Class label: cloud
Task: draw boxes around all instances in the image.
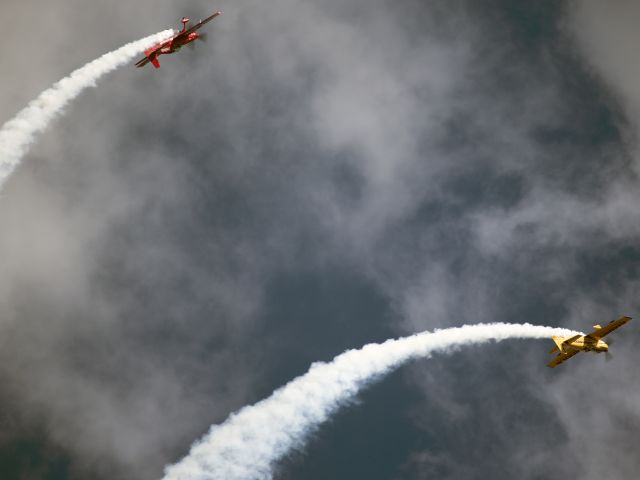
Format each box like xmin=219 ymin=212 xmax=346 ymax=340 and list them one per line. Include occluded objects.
xmin=1 ymin=1 xmax=640 ymax=479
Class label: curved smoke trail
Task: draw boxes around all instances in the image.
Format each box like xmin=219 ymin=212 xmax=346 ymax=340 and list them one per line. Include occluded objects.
xmin=162 ymin=323 xmax=580 ymax=480
xmin=0 ymin=29 xmax=174 ymax=190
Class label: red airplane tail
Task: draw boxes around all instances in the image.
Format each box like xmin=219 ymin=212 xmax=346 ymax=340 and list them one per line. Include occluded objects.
xmin=135 ymin=51 xmax=161 ymax=69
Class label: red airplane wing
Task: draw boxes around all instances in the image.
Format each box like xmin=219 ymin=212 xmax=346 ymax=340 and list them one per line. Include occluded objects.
xmin=174 ymin=11 xmax=222 ymax=42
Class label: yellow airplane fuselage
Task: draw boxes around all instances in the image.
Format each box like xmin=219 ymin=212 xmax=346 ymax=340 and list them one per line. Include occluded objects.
xmin=553 ymin=335 xmax=608 ymax=353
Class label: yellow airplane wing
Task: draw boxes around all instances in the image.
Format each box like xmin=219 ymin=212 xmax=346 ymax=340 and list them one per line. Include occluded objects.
xmin=587 ymin=316 xmax=631 ymax=339
xmin=547 ymin=349 xmax=580 ymax=368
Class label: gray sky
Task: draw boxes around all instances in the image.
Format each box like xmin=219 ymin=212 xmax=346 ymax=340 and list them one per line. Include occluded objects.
xmin=1 ymin=1 xmax=640 ymax=479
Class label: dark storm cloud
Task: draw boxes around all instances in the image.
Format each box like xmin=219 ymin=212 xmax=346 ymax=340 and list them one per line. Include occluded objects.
xmin=1 ymin=0 xmax=640 ymax=479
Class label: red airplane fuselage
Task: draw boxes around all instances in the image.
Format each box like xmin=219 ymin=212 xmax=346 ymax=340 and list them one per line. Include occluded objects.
xmin=147 ymin=19 xmax=200 ymax=56
xmin=136 ymin=12 xmax=221 ymax=69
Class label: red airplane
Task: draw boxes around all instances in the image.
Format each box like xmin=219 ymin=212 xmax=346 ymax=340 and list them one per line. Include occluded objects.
xmin=135 ymin=11 xmax=222 ymax=69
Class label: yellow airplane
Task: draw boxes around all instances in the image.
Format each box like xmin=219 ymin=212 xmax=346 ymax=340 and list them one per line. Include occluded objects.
xmin=548 ymin=316 xmax=631 ymax=368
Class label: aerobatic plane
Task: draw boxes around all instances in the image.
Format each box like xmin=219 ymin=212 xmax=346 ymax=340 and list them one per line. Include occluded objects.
xmin=547 ymin=316 xmax=631 ymax=368
xmin=135 ymin=11 xmax=222 ymax=69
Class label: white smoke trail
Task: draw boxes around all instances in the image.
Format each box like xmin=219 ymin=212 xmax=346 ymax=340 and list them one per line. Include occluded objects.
xmin=162 ymin=323 xmax=580 ymax=480
xmin=0 ymin=29 xmax=174 ymax=190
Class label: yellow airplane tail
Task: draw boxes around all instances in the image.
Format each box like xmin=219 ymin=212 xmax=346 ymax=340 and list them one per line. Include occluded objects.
xmin=550 ymin=336 xmax=566 ymax=354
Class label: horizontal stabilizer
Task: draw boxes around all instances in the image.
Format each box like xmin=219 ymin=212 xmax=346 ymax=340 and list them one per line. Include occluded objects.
xmin=551 ymin=334 xmax=581 ymax=354
xmin=135 ymin=57 xmax=150 ymax=68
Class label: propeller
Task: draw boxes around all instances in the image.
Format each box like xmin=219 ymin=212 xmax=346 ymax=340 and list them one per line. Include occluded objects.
xmin=198 ymin=33 xmax=208 ymax=43
xmin=604 ymin=338 xmax=614 ymax=361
